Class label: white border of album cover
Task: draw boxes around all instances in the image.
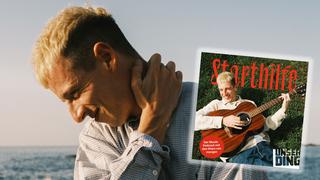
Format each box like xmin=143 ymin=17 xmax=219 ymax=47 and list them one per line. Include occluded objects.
xmin=187 ymin=47 xmax=313 ymax=173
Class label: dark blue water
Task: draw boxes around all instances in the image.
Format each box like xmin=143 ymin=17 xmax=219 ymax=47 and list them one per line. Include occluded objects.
xmin=0 ymin=146 xmax=319 ymax=179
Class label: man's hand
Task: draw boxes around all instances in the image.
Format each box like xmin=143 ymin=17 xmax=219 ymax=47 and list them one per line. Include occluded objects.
xmin=280 ymin=93 xmax=291 ymax=112
xmin=131 ymin=54 xmax=183 ymax=143
xmin=222 ymin=115 xmax=246 ymax=129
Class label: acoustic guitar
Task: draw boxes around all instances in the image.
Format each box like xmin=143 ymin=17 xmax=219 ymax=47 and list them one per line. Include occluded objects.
xmin=200 ymin=84 xmax=306 ymax=157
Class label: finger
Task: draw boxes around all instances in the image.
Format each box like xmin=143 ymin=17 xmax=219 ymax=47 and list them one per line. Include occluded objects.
xmin=165 ymin=61 xmax=176 ymax=73
xmin=131 ymin=60 xmax=144 ymax=105
xmin=281 ymin=93 xmax=290 ymax=102
xmin=233 ymin=125 xmax=242 ymax=130
xmin=234 ymin=122 xmax=242 ymax=126
xmin=159 ymin=62 xmax=170 ymax=78
xmin=175 ymin=71 xmax=183 ymax=82
xmin=147 ymin=53 xmax=161 ymax=78
xmin=279 ymin=93 xmax=284 ymax=100
xmin=286 ymin=93 xmax=291 ymax=101
xmin=234 ymin=122 xmax=243 ymax=126
xmin=160 ymin=62 xmax=166 ymax=71
xmin=174 ymin=71 xmax=183 ymax=97
xmin=239 ymin=122 xmax=247 ymax=126
xmin=236 ymin=120 xmax=246 ymax=124
xmin=280 ymin=93 xmax=287 ymax=100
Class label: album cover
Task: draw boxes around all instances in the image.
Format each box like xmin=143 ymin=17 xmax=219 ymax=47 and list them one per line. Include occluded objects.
xmin=191 ymin=50 xmax=310 ymax=169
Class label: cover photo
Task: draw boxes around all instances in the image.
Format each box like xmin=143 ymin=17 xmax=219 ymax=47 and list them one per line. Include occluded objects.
xmin=192 ymin=50 xmax=309 ymax=169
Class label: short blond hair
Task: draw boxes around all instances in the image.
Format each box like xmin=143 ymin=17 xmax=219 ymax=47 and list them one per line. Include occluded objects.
xmin=32 ymin=6 xmax=139 ymax=88
xmin=217 ymin=71 xmax=236 ymax=86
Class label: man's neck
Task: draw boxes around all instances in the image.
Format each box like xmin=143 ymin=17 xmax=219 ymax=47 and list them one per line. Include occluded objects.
xmin=222 ymin=96 xmax=240 ymax=104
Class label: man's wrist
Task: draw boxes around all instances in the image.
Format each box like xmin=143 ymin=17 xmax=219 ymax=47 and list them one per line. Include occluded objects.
xmin=138 ymin=108 xmax=172 ymax=144
xmin=221 ymin=117 xmax=226 ymax=128
xmin=137 ymin=125 xmax=167 ymax=144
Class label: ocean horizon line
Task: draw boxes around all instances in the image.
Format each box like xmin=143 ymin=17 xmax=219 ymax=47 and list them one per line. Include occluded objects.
xmin=0 ymin=145 xmax=78 ymax=148
xmin=0 ymin=144 xmax=319 ymax=148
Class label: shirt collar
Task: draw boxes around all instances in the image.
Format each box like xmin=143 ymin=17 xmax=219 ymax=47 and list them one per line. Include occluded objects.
xmin=127 ymin=117 xmax=139 ymax=129
xmin=222 ymin=95 xmax=242 ymax=106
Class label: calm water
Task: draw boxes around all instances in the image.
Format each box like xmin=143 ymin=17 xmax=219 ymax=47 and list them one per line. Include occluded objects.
xmin=0 ymin=146 xmax=319 ymax=179
xmin=0 ymin=146 xmax=76 ymax=180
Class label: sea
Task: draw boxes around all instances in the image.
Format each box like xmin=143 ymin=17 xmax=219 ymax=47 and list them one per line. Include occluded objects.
xmin=0 ymin=146 xmax=319 ymax=180
xmin=0 ymin=146 xmax=76 ymax=180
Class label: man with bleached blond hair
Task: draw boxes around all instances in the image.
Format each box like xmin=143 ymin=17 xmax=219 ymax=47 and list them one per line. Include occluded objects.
xmin=32 ymin=6 xmax=267 ymax=179
xmin=196 ymin=71 xmax=290 ymax=166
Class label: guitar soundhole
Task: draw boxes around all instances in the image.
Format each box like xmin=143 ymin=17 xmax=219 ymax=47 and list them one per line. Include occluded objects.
xmin=238 ymin=113 xmax=251 ymax=126
xmin=231 ymin=112 xmax=251 ymax=134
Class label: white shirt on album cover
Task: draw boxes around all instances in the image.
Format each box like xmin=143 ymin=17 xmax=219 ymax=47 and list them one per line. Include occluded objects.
xmin=195 ymin=96 xmax=287 ymax=159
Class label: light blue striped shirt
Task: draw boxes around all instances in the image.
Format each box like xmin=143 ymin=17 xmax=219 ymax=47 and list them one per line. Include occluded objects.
xmin=74 ymin=82 xmax=267 ymax=179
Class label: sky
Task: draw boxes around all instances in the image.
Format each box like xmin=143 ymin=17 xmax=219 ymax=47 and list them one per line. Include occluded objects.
xmin=0 ymin=0 xmax=319 ymax=146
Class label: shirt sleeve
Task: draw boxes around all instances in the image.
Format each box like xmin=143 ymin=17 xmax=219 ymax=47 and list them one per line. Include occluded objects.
xmin=194 ymin=99 xmax=223 ymax=131
xmin=264 ymin=107 xmax=287 ymax=131
xmin=74 ymin=128 xmax=169 ymax=180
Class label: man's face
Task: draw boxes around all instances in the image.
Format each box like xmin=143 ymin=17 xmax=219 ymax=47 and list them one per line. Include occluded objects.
xmin=217 ymin=80 xmax=237 ymax=103
xmin=47 ymin=56 xmax=138 ymax=126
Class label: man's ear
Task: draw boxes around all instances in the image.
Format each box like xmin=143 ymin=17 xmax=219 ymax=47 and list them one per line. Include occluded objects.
xmin=93 ymin=42 xmax=117 ymax=71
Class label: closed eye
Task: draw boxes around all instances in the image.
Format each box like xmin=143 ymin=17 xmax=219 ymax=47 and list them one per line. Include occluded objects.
xmin=69 ymin=88 xmax=81 ymax=100
xmin=63 ymin=85 xmax=81 ymax=101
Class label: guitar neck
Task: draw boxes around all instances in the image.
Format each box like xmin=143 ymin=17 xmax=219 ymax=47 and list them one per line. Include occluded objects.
xmin=248 ymin=97 xmax=283 ymax=118
xmin=248 ymin=87 xmax=300 ymax=118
